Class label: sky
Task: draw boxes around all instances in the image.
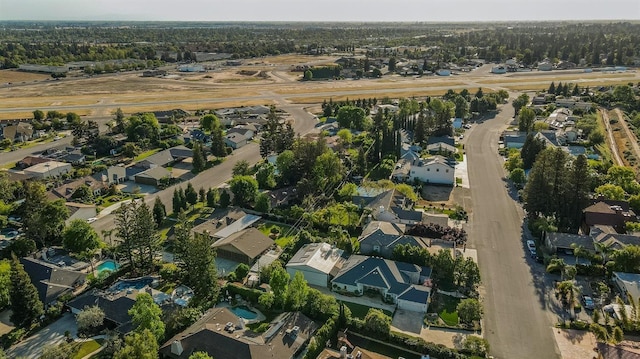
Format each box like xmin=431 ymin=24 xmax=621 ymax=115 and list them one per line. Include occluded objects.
xmin=1 ymin=0 xmax=639 ymax=22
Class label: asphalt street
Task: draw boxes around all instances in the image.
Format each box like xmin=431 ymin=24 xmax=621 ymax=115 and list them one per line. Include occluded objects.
xmin=466 ymin=104 xmax=560 ymax=358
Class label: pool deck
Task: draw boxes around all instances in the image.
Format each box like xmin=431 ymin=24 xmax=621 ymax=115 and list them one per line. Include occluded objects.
xmin=216 ymin=302 xmax=266 ymax=324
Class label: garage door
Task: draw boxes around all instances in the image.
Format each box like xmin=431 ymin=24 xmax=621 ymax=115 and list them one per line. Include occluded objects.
xmin=397 ymin=299 xmax=427 ymax=313
xmin=287 ymin=267 xmax=327 ymax=288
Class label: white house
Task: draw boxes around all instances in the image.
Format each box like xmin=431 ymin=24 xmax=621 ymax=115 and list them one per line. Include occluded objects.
xmin=409 ymin=156 xmax=455 ymax=186
xmin=224 ymin=133 xmax=248 ymax=149
xmin=24 ymin=160 xmax=72 ymax=179
xmin=286 ymin=243 xmax=344 ymax=287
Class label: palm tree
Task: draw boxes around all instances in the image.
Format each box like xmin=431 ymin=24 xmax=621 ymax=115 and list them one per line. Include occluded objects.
xmin=547 ymin=258 xmax=566 ymax=279
xmin=557 ymin=280 xmax=578 ymax=320
xmin=571 ymin=243 xmax=592 ymax=265
xmin=595 ymin=241 xmax=615 ymax=266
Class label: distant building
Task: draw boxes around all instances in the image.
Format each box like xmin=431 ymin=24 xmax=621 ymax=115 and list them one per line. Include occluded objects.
xmin=538 ymin=61 xmax=553 ymax=71
xmin=224 ymin=133 xmax=249 ymax=149
xmin=18 ymin=64 xmax=68 ymax=74
xmin=142 ymin=69 xmax=167 ymax=77
xmin=212 ymin=228 xmax=274 ymax=264
xmin=2 ymin=122 xmax=34 ymax=143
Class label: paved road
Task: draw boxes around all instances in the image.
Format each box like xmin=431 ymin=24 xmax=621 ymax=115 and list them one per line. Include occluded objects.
xmin=91 ymin=105 xmax=318 ymax=236
xmin=7 ymin=312 xmax=78 ymax=359
xmin=466 ymin=104 xmax=560 ymax=359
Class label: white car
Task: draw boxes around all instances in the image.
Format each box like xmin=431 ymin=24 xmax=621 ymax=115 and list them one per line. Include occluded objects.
xmin=526 ymin=240 xmax=536 ymax=252
xmin=87 ymin=217 xmax=98 ymax=223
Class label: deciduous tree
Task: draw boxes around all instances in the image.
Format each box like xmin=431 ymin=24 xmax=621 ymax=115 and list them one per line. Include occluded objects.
xmin=114 ymin=329 xmax=159 ymax=359
xmin=457 ymin=298 xmax=482 ymax=325
xmin=63 ymin=219 xmax=101 ymax=255
xmin=229 ymin=176 xmax=258 ymax=207
xmin=129 ymin=292 xmax=165 ymax=342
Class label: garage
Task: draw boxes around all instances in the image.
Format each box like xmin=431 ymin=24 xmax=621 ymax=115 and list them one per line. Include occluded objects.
xmin=397 ymin=286 xmax=431 ymax=313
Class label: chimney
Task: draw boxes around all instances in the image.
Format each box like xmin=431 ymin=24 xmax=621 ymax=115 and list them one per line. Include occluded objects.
xmin=340 ymin=346 xmax=347 ymax=359
xmin=170 ymin=340 xmax=183 ymax=355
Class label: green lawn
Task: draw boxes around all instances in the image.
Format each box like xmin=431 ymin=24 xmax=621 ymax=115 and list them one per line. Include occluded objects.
xmin=258 ymin=222 xmax=296 ymax=248
xmin=134 ymin=148 xmax=162 ymax=161
xmin=71 ymin=340 xmax=102 ymax=359
xmin=343 ymin=301 xmax=393 ymax=319
xmin=430 ymin=294 xmax=460 ymax=326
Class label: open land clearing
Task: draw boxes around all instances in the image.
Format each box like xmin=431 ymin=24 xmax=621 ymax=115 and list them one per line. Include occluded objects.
xmin=1 ymin=55 xmax=639 ymax=120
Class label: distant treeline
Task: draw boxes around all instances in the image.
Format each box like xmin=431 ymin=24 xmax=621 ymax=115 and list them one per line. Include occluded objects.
xmin=0 ymin=21 xmax=638 ymax=68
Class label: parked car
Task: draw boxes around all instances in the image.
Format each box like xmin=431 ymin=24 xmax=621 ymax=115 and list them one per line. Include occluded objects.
xmin=87 ymin=217 xmax=98 ymax=223
xmin=582 ymin=295 xmax=595 ymax=310
xmin=526 ymin=240 xmax=536 ymax=252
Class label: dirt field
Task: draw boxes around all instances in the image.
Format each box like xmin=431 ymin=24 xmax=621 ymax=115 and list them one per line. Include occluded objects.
xmin=1 ymin=61 xmax=638 ymax=120
xmin=0 ymin=69 xmax=50 ymax=83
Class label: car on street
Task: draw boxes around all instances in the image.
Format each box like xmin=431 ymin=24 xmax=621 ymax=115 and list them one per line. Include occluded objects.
xmin=86 ymin=217 xmax=98 ymax=223
xmin=526 ymin=240 xmax=536 ymax=251
xmin=582 ymin=295 xmax=595 ymax=310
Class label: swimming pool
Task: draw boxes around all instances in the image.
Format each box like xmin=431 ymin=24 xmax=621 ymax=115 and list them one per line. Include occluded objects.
xmin=231 ymin=306 xmax=258 ymax=320
xmin=97 ymin=260 xmax=119 ymax=274
xmin=110 ymin=277 xmax=154 ymax=292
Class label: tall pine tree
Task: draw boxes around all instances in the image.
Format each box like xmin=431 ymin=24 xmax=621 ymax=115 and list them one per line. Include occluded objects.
xmin=10 ymin=256 xmax=44 ymax=327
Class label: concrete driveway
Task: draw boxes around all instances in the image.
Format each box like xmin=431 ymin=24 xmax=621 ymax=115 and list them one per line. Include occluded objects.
xmin=7 ymin=313 xmax=78 ymax=359
xmin=391 ymin=309 xmax=423 ymax=334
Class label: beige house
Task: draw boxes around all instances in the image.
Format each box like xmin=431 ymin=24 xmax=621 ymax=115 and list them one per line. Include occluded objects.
xmin=24 ymin=160 xmax=72 ymax=179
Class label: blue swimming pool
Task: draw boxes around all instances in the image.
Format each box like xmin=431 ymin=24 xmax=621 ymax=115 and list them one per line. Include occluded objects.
xmin=97 ymin=260 xmax=119 ymax=274
xmin=231 ymin=306 xmax=258 ymax=320
xmin=110 ymin=277 xmax=154 ymax=292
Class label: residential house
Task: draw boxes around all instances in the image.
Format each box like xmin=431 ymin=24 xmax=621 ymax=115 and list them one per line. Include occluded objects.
xmin=150 ymin=109 xmax=190 ymax=123
xmin=318 ymin=346 xmax=393 ymax=359
xmin=331 ymin=255 xmax=432 ymax=313
xmin=68 ymin=290 xmax=137 ymax=334
xmin=502 ymin=131 xmax=528 ymax=149
xmin=24 ymin=160 xmax=72 ymax=179
xmin=65 ymin=202 xmax=97 ymax=224
xmin=60 ymin=150 xmax=86 ymax=165
xmin=391 ymin=159 xmax=412 ymax=182
xmin=102 ymin=165 xmax=127 ymax=185
xmin=224 ymin=133 xmax=248 ymax=149
xmin=268 ymin=187 xmax=297 ymax=209
xmin=50 ymin=175 xmax=106 ymax=201
xmin=591 ymin=225 xmax=640 ymax=251
xmin=227 ymin=126 xmax=255 ymax=140
xmin=365 ymin=188 xmax=424 ymax=225
xmin=134 ymin=166 xmax=171 ymax=187
xmin=358 ymin=221 xmax=430 ymax=258
xmin=137 ymin=146 xmax=193 ymax=169
xmin=534 ymin=131 xmax=561 ymax=148
xmin=21 ymin=256 xmax=87 ymax=306
xmin=285 ymin=243 xmax=345 ymax=287
xmin=192 ymin=208 xmax=261 ymax=240
xmin=426 ymin=136 xmax=457 ymax=155
xmin=212 ymin=228 xmax=274 ymax=264
xmin=538 ymin=61 xmax=553 ymax=71
xmin=17 ymin=156 xmax=51 ymax=169
xmin=2 ymin=122 xmax=34 ymax=143
xmin=612 ymin=272 xmax=640 ymax=303
xmin=159 ymin=309 xmax=316 ymax=359
xmin=544 ymin=232 xmax=596 ymax=255
xmin=583 ymin=201 xmax=636 ymax=234
xmin=596 ymin=342 xmax=640 ymax=359
xmin=409 ymin=156 xmax=455 ymax=186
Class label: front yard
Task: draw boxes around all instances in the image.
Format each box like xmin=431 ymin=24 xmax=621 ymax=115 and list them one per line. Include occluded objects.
xmin=343 ymin=301 xmax=393 ymax=320
xmin=427 ymin=293 xmax=460 ymax=326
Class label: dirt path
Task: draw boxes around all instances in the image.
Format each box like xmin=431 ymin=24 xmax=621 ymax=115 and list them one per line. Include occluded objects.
xmin=601 ymin=109 xmax=624 ymax=166
xmin=614 ymin=108 xmax=640 ymax=170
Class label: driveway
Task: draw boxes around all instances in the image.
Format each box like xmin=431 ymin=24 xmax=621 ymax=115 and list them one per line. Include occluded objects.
xmin=7 ymin=313 xmax=78 ymax=359
xmin=0 ymin=310 xmax=13 ymax=336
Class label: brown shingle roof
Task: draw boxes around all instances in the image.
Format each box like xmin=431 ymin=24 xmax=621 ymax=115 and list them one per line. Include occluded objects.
xmin=212 ymin=228 xmax=273 ymax=261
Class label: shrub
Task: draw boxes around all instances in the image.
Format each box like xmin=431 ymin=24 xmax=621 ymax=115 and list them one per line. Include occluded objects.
xmin=159 ymin=263 xmax=181 ymax=282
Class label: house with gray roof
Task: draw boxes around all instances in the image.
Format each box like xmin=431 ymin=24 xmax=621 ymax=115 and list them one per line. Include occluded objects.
xmin=331 ymin=255 xmax=432 ymax=313
xmin=134 ymin=166 xmax=171 ymax=187
xmin=21 ymin=256 xmax=87 ymax=306
xmin=366 ymin=189 xmax=424 ymax=225
xmin=160 ymin=309 xmax=316 ymax=359
xmin=359 ymin=221 xmax=429 ymax=258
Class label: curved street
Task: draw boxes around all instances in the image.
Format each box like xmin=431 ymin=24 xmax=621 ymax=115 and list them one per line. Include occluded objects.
xmin=466 ymin=104 xmax=560 ymax=358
